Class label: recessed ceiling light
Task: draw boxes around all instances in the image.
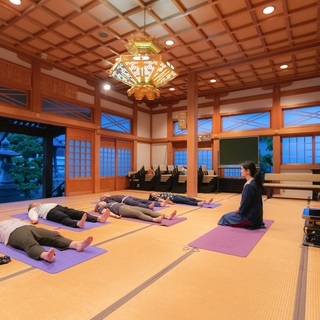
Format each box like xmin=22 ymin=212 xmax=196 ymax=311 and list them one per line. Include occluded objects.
xmin=103 ymin=84 xmax=111 ymax=90
xmin=165 ymin=39 xmax=174 ymax=46
xmin=280 ymin=64 xmax=288 ymax=69
xmin=263 ymin=6 xmax=275 ymax=14
xmin=98 ymin=31 xmax=109 ymax=38
xmin=169 ymin=87 xmax=175 ymax=91
xmin=210 ymin=79 xmax=217 ymax=83
xmin=9 ymin=0 xmax=21 ymax=5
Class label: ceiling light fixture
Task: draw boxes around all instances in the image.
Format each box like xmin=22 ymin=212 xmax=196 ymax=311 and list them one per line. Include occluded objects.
xmin=263 ymin=6 xmax=275 ymax=14
xmin=280 ymin=64 xmax=288 ymax=69
xmin=165 ymin=39 xmax=174 ymax=46
xmin=103 ymin=84 xmax=111 ymax=90
xmin=109 ymin=8 xmax=178 ymax=101
xmin=9 ymin=0 xmax=21 ymax=5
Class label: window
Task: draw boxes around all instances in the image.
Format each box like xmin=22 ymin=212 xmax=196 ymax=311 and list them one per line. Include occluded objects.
xmin=0 ymin=85 xmax=27 ymax=107
xmin=222 ymin=112 xmax=270 ymax=131
xmin=43 ymin=98 xmax=91 ymax=121
xmin=118 ymin=149 xmax=131 ymax=176
xmin=198 ymin=150 xmax=212 ymax=170
xmin=316 ymin=136 xmax=320 ymax=164
xmin=174 ymin=150 xmax=187 ymax=166
xmin=173 ymin=149 xmax=212 ymax=169
xmin=282 ymin=136 xmax=315 ymax=164
xmin=284 ymin=106 xmax=320 ymax=126
xmin=69 ymin=140 xmax=91 ymax=177
xmin=174 ymin=118 xmax=212 ymax=136
xmin=101 ymin=113 xmax=131 ymax=133
xmin=100 ymin=147 xmax=115 ymax=177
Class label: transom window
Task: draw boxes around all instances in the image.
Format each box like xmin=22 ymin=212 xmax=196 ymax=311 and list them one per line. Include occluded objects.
xmin=101 ymin=113 xmax=131 ymax=133
xmin=283 ymin=106 xmax=320 ymax=126
xmin=174 ymin=118 xmax=212 ymax=136
xmin=222 ymin=112 xmax=270 ymax=131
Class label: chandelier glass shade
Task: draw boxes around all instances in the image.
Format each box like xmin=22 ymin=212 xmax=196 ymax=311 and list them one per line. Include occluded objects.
xmin=109 ymin=34 xmax=178 ymax=100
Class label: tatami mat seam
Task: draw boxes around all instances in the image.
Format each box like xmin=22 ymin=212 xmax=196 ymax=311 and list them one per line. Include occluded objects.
xmin=293 ymin=241 xmax=308 ymax=320
xmin=89 ymin=249 xmax=197 ymax=320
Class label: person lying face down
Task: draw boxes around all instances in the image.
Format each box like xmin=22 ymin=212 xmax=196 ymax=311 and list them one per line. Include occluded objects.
xmin=0 ymin=219 xmax=93 ymax=263
xmin=94 ymin=201 xmax=177 ymax=223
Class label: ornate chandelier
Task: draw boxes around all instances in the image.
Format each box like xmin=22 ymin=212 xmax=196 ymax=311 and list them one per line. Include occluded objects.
xmin=109 ymin=33 xmax=178 ymax=101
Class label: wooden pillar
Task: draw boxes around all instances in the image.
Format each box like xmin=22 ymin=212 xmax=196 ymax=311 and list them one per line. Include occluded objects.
xmin=186 ymin=72 xmax=198 ymax=197
xmin=31 ymin=61 xmax=42 ymax=113
xmin=213 ymin=95 xmax=220 ymax=175
xmin=167 ymin=105 xmax=173 ymax=164
xmin=132 ymin=101 xmax=138 ymax=171
xmin=272 ymin=85 xmax=281 ymax=173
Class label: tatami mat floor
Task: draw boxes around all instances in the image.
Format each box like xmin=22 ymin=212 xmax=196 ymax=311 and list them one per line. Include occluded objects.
xmin=0 ymin=191 xmax=319 ymax=320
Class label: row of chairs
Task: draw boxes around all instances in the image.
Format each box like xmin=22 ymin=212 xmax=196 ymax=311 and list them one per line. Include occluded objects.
xmin=128 ymin=165 xmax=218 ymax=193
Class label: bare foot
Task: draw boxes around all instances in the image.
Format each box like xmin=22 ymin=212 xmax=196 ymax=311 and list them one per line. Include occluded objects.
xmin=165 ymin=210 xmax=177 ymax=220
xmin=98 ymin=209 xmax=110 ymax=223
xmin=77 ymin=213 xmax=87 ymax=228
xmin=197 ymin=201 xmax=204 ymax=206
xmin=40 ymin=248 xmax=56 ymax=262
xmin=153 ymin=214 xmax=164 ymax=223
xmin=149 ymin=201 xmax=155 ymax=210
xmin=70 ymin=236 xmax=93 ymax=252
xmin=205 ymin=198 xmax=213 ymax=205
xmin=160 ymin=198 xmax=170 ymax=207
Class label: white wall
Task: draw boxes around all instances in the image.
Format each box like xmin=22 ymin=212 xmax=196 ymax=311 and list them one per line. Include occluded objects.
xmin=152 ymin=113 xmax=168 ymax=139
xmin=137 ymin=142 xmax=151 ymax=169
xmin=152 ymin=144 xmax=168 ymax=165
xmin=137 ymin=111 xmax=151 ymax=138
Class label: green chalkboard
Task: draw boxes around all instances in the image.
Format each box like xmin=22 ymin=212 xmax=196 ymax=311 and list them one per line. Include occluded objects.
xmin=219 ymin=137 xmax=259 ymax=165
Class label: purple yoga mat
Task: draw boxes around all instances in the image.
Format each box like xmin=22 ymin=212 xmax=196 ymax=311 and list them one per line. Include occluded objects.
xmin=11 ymin=213 xmax=110 ymax=232
xmin=202 ymin=203 xmax=221 ymax=209
xmin=0 ymin=243 xmax=107 ymax=274
xmin=121 ymin=216 xmax=187 ymax=226
xmin=174 ymin=203 xmax=221 ymax=209
xmin=188 ymin=219 xmax=273 ymax=257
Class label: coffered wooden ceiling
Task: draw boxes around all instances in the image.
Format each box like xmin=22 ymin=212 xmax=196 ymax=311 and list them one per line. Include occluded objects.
xmin=0 ymin=0 xmax=319 ymax=104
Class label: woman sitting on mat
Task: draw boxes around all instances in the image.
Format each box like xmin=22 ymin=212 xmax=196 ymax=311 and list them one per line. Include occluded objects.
xmin=218 ymin=161 xmax=264 ymax=229
xmin=95 ymin=201 xmax=177 ymax=223
xmin=148 ymin=192 xmax=213 ymax=207
xmin=0 ymin=219 xmax=93 ymax=262
xmin=28 ymin=202 xmax=109 ymax=229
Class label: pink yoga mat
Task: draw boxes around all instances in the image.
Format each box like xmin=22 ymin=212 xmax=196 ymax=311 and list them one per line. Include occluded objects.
xmin=188 ymin=219 xmax=273 ymax=257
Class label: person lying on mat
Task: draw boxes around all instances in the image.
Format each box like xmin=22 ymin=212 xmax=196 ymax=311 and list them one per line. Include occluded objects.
xmin=99 ymin=194 xmax=170 ymax=209
xmin=148 ymin=192 xmax=213 ymax=207
xmin=27 ymin=202 xmax=110 ymax=229
xmin=95 ymin=201 xmax=177 ymax=223
xmin=0 ymin=219 xmax=93 ymax=263
xmin=218 ymin=161 xmax=264 ymax=229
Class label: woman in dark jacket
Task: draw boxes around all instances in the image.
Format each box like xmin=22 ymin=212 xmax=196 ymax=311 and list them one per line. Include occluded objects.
xmin=218 ymin=161 xmax=264 ymax=229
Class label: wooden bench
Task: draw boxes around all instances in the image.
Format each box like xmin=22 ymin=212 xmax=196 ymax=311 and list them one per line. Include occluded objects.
xmin=264 ymin=173 xmax=320 ymax=199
